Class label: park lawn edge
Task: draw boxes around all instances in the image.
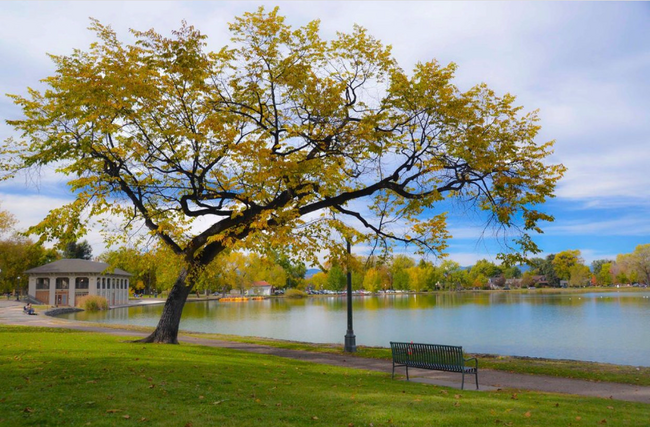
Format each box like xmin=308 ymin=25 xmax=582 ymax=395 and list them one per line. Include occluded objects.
xmin=1 ymin=324 xmax=648 ymax=427
xmin=35 ymin=314 xmax=650 ymax=387
xmin=181 ymin=332 xmax=650 ymax=387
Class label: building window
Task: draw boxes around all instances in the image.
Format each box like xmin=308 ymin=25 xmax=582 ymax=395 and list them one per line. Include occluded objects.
xmin=102 ymin=278 xmax=106 ymax=289
xmin=56 ymin=278 xmax=69 ymax=290
xmin=76 ymin=277 xmax=89 ymax=290
xmin=36 ymin=278 xmax=50 ymax=290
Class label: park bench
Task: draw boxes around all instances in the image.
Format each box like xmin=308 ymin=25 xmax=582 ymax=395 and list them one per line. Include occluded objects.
xmin=390 ymin=342 xmax=478 ymax=390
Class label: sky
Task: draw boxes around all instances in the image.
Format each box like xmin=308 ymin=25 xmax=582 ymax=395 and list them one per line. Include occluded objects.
xmin=0 ymin=1 xmax=649 ymax=267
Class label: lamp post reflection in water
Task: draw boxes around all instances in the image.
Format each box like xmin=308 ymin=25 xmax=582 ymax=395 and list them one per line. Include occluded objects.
xmin=344 ymin=239 xmax=356 ymax=352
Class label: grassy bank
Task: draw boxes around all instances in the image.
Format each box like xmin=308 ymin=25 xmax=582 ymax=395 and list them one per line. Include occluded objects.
xmin=62 ymin=319 xmax=650 ymax=387
xmin=0 ymin=325 xmax=648 ymax=426
xmin=184 ymin=332 xmax=650 ymax=387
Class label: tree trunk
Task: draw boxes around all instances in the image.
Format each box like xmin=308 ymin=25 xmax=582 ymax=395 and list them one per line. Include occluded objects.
xmin=134 ymin=269 xmax=192 ymax=344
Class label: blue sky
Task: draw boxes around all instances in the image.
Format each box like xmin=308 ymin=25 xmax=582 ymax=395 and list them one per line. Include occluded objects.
xmin=1 ymin=1 xmax=649 ymax=266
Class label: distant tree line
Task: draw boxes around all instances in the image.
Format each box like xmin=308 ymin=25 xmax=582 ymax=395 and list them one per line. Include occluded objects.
xmin=98 ymin=245 xmax=307 ymax=296
xmin=309 ymin=247 xmax=650 ymax=292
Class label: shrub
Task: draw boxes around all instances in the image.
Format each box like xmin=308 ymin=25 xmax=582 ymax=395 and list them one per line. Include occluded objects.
xmin=284 ymin=289 xmax=308 ymax=299
xmin=76 ymin=295 xmax=109 ymax=311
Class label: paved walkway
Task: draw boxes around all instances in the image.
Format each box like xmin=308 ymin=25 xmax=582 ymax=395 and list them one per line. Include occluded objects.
xmin=1 ymin=300 xmax=649 ymax=404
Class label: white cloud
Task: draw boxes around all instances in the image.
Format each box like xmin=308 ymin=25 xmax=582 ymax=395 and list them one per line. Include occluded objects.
xmin=544 ymin=215 xmax=650 ymax=237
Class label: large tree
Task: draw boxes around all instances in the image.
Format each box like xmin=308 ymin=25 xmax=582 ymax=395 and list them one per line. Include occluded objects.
xmin=1 ymin=8 xmax=564 ymax=343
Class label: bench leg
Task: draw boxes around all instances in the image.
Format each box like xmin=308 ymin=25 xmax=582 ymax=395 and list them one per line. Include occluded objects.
xmin=461 ymin=372 xmax=465 ymax=390
xmin=475 ymin=370 xmax=479 ymax=390
xmin=392 ymin=363 xmax=409 ymax=381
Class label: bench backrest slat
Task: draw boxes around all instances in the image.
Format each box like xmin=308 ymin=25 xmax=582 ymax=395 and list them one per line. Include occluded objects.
xmin=390 ymin=342 xmax=465 ymax=372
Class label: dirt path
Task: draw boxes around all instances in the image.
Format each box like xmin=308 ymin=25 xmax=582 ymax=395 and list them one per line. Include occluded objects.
xmin=1 ymin=301 xmax=648 ymax=404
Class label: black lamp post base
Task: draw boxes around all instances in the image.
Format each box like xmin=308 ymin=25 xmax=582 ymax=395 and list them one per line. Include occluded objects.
xmin=344 ymin=332 xmax=357 ymax=353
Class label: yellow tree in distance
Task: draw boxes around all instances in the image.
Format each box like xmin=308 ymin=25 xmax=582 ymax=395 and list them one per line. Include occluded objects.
xmin=1 ymin=7 xmax=565 ymax=343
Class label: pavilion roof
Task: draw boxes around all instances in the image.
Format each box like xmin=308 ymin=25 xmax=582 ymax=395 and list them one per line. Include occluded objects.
xmin=25 ymin=259 xmax=132 ymax=276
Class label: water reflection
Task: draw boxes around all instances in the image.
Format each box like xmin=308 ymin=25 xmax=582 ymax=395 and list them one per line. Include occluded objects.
xmin=62 ymin=291 xmax=650 ymax=366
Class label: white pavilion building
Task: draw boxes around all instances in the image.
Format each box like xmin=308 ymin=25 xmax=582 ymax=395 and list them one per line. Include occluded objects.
xmin=26 ymin=259 xmax=132 ymax=307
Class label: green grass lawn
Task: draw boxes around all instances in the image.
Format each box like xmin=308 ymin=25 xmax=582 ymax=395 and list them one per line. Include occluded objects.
xmin=0 ymin=325 xmax=647 ymax=426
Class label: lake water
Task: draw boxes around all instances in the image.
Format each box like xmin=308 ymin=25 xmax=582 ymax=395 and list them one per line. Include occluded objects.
xmin=62 ymin=291 xmax=650 ymax=367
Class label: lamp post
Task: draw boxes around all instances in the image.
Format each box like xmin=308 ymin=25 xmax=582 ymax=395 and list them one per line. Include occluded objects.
xmin=344 ymin=239 xmax=357 ymax=353
xmin=16 ymin=276 xmax=21 ymax=301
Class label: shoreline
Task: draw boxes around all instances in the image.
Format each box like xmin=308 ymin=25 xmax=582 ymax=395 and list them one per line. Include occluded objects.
xmin=23 ymin=289 xmax=650 ymax=370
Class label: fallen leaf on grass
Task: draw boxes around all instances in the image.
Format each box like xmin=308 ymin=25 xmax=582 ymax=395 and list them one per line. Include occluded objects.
xmin=524 ymin=412 xmax=531 ymax=418
xmin=123 ymin=415 xmax=131 ymax=419
xmin=312 ymin=416 xmax=319 ymax=420
xmin=23 ymin=407 xmax=34 ymax=413
xmin=453 ymin=402 xmax=460 ymax=407
xmin=106 ymin=409 xmax=121 ymax=413
xmin=575 ymin=416 xmax=582 ymax=421
xmin=607 ymin=406 xmax=614 ymax=410
xmin=454 ymin=394 xmax=461 ymax=399
xmin=598 ymin=420 xmax=607 ymax=425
